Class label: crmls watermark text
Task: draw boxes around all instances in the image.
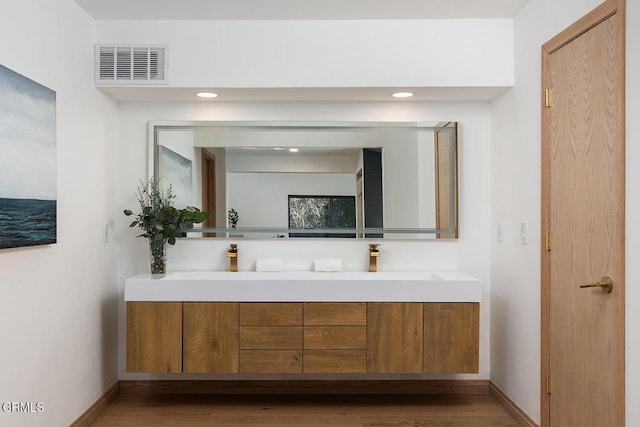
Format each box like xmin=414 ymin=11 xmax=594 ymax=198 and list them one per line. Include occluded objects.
xmin=2 ymin=402 xmax=45 ymax=413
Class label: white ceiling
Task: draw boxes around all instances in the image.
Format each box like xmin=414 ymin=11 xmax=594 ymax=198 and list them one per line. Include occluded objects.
xmin=75 ymin=0 xmax=530 ymax=21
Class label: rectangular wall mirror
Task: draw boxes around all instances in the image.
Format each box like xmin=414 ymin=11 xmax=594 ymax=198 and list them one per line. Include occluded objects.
xmin=149 ymin=121 xmax=458 ymax=239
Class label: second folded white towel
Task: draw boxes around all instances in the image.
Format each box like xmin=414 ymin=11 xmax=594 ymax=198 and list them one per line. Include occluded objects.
xmin=256 ymin=258 xmax=284 ymax=272
xmin=314 ymin=258 xmax=342 ymax=272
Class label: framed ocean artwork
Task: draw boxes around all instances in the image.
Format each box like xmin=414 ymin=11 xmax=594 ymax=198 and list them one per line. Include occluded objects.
xmin=0 ymin=64 xmax=57 ymax=249
xmin=158 ymin=145 xmax=193 ymax=209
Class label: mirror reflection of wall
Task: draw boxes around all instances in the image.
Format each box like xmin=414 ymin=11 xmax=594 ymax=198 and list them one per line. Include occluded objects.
xmin=153 ymin=122 xmax=457 ymax=239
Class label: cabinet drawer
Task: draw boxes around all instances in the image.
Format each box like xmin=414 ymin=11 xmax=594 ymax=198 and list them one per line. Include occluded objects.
xmin=240 ymin=326 xmax=302 ymax=349
xmin=304 ymin=326 xmax=366 ymax=349
xmin=240 ymin=303 xmax=303 ymax=326
xmin=304 ymin=303 xmax=366 ymax=325
xmin=304 ymin=350 xmax=366 ymax=373
xmin=239 ymin=350 xmax=302 ymax=373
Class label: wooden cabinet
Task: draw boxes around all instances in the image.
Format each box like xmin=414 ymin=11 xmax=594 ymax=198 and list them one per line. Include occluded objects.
xmin=183 ymin=303 xmax=239 ymax=373
xmin=126 ymin=301 xmax=479 ymax=375
xmin=423 ymin=303 xmax=479 ymax=373
xmin=367 ymin=303 xmax=424 ymax=373
xmin=126 ymin=302 xmax=182 ymax=373
xmin=303 ymin=303 xmax=367 ymax=373
xmin=239 ymin=303 xmax=303 ymax=373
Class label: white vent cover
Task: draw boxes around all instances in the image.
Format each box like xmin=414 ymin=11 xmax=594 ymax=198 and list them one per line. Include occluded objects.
xmin=95 ymin=45 xmax=168 ymax=85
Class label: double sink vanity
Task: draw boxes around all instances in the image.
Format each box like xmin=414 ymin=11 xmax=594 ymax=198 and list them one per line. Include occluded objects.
xmin=125 ymin=270 xmax=481 ymax=375
xmin=125 ymin=120 xmax=479 ymax=377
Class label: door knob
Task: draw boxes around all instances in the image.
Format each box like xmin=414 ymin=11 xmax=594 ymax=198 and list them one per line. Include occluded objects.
xmin=579 ymin=276 xmax=613 ymax=293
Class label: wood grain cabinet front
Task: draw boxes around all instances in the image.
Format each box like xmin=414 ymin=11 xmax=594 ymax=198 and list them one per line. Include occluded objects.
xmin=239 ymin=303 xmax=303 ymax=326
xmin=367 ymin=303 xmax=424 ymax=373
xmin=303 ymin=303 xmax=367 ymax=373
xmin=423 ymin=302 xmax=479 ymax=373
xmin=126 ymin=302 xmax=182 ymax=373
xmin=126 ymin=301 xmax=479 ymax=375
xmin=183 ymin=302 xmax=239 ymax=373
xmin=303 ymin=302 xmax=366 ymax=325
xmin=239 ymin=303 xmax=303 ymax=373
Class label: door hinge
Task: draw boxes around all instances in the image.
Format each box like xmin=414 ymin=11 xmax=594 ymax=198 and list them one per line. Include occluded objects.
xmin=546 ymin=375 xmax=552 ymax=395
xmin=545 ymin=232 xmax=552 ymax=251
xmin=545 ymin=89 xmax=552 ymax=108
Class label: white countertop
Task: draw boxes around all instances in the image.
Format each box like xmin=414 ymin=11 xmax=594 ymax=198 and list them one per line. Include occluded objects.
xmin=124 ymin=271 xmax=481 ymax=302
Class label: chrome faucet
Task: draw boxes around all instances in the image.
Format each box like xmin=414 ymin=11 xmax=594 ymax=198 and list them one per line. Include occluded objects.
xmin=227 ymin=243 xmax=238 ymax=272
xmin=369 ymin=243 xmax=380 ymax=272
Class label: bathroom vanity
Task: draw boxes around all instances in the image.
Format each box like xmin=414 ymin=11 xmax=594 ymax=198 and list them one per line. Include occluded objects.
xmin=125 ymin=272 xmax=481 ymax=375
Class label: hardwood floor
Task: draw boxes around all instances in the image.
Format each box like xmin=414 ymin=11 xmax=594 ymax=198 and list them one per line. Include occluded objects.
xmin=91 ymin=393 xmax=519 ymax=426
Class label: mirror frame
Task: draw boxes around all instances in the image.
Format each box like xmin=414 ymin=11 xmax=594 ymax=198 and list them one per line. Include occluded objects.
xmin=149 ymin=121 xmax=458 ymax=239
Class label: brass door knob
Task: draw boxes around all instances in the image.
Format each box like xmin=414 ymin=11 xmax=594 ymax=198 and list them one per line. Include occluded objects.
xmin=579 ymin=276 xmax=613 ymax=293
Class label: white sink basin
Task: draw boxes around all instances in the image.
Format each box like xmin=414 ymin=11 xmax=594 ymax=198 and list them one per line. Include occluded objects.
xmin=125 ymin=271 xmax=481 ymax=302
xmin=166 ymin=270 xmax=442 ymax=281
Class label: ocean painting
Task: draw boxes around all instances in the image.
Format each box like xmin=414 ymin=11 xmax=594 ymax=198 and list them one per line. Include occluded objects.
xmin=0 ymin=64 xmax=57 ymax=249
xmin=159 ymin=145 xmax=193 ymax=209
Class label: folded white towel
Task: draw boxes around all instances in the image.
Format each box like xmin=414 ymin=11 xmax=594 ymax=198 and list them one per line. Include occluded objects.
xmin=256 ymin=258 xmax=284 ymax=272
xmin=314 ymin=258 xmax=342 ymax=272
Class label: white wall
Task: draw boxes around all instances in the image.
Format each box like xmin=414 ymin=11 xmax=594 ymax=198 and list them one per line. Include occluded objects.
xmin=115 ymin=100 xmax=492 ymax=380
xmin=96 ymin=19 xmax=513 ymax=88
xmin=489 ymin=0 xmax=640 ymax=425
xmin=227 ymin=172 xmax=356 ymax=236
xmin=0 ymin=0 xmax=119 ymax=426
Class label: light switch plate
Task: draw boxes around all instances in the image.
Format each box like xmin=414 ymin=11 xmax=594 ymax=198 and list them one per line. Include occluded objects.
xmin=521 ymin=221 xmax=528 ymax=244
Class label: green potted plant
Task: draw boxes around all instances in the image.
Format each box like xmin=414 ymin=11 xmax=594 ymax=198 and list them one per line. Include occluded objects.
xmin=124 ymin=179 xmax=208 ymax=274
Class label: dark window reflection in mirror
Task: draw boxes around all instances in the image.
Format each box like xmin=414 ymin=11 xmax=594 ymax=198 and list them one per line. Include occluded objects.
xmin=150 ymin=121 xmax=458 ymax=239
xmin=288 ymin=195 xmax=356 ymax=238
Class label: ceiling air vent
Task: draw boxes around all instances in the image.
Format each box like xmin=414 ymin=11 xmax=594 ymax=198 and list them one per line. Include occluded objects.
xmin=95 ymin=45 xmax=168 ymax=85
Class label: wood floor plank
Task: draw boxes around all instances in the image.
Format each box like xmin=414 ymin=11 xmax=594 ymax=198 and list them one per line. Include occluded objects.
xmin=90 ymin=393 xmax=519 ymax=427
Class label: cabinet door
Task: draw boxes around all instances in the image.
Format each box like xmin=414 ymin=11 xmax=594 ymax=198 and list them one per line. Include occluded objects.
xmin=423 ymin=303 xmax=479 ymax=373
xmin=366 ymin=303 xmax=423 ymax=373
xmin=183 ymin=302 xmax=239 ymax=373
xmin=126 ymin=302 xmax=182 ymax=373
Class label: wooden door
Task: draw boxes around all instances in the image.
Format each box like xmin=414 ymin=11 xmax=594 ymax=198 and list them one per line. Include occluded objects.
xmin=541 ymin=2 xmax=625 ymax=426
xmin=434 ymin=122 xmax=458 ymax=239
xmin=201 ymin=150 xmax=216 ymax=236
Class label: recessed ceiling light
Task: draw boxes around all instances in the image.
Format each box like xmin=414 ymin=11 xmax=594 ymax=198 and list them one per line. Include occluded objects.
xmin=196 ymin=92 xmax=218 ymax=98
xmin=289 ymin=148 xmax=299 ymax=153
xmin=273 ymin=147 xmax=286 ymax=151
xmin=392 ymin=92 xmax=414 ymax=98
